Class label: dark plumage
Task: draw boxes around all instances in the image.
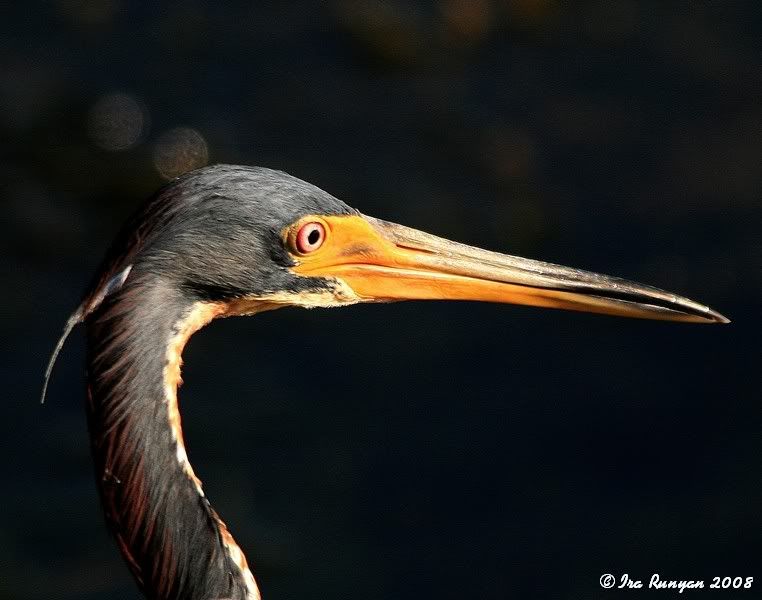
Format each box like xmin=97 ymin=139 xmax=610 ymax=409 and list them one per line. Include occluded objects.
xmin=86 ymin=165 xmax=355 ymax=600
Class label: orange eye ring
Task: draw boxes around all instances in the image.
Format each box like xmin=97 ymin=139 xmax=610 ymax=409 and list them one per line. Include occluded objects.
xmin=293 ymin=221 xmax=326 ymax=254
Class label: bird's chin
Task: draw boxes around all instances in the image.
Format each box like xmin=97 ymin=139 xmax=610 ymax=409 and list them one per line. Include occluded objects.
xmin=220 ymin=279 xmax=366 ymax=317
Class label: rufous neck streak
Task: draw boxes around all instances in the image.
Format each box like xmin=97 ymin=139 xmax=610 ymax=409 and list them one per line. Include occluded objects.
xmin=86 ymin=279 xmax=270 ymax=600
xmin=164 ymin=302 xmax=261 ymax=600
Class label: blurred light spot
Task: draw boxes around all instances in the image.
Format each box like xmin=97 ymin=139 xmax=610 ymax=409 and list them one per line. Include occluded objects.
xmin=581 ymin=0 xmax=638 ymax=43
xmin=336 ymin=1 xmax=429 ymax=68
xmin=57 ymin=0 xmax=118 ymax=27
xmin=441 ymin=0 xmax=492 ymax=45
xmin=503 ymin=0 xmax=560 ymax=30
xmin=87 ymin=92 xmax=146 ymax=151
xmin=153 ymin=127 xmax=209 ymax=180
xmin=482 ymin=126 xmax=537 ymax=181
xmin=545 ymin=95 xmax=631 ymax=144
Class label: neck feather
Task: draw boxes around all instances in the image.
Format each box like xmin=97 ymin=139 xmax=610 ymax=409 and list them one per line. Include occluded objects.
xmin=86 ymin=278 xmax=260 ymax=600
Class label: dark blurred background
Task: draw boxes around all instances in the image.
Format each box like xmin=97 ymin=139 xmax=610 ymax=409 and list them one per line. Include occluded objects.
xmin=2 ymin=2 xmax=760 ymax=599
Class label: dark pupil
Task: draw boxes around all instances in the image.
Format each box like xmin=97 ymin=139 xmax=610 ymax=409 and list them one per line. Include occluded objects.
xmin=307 ymin=228 xmax=320 ymax=245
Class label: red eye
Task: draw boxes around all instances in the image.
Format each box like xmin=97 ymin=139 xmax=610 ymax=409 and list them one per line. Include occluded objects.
xmin=295 ymin=221 xmax=326 ymax=253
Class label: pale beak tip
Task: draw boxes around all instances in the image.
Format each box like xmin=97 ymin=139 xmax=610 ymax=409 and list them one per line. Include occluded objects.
xmin=714 ymin=312 xmax=731 ymax=325
xmin=702 ymin=307 xmax=730 ymax=324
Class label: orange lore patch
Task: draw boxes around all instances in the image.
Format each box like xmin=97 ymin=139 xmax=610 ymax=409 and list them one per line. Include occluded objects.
xmin=163 ymin=301 xmax=261 ymax=600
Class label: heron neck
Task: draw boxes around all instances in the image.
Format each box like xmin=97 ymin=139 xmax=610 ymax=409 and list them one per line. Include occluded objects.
xmin=85 ymin=278 xmax=260 ymax=600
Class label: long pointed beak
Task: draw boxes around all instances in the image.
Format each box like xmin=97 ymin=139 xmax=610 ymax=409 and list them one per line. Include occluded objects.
xmin=290 ymin=215 xmax=728 ymax=324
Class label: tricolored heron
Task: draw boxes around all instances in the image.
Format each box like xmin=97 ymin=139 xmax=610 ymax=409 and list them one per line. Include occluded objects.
xmin=44 ymin=165 xmax=727 ymax=600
